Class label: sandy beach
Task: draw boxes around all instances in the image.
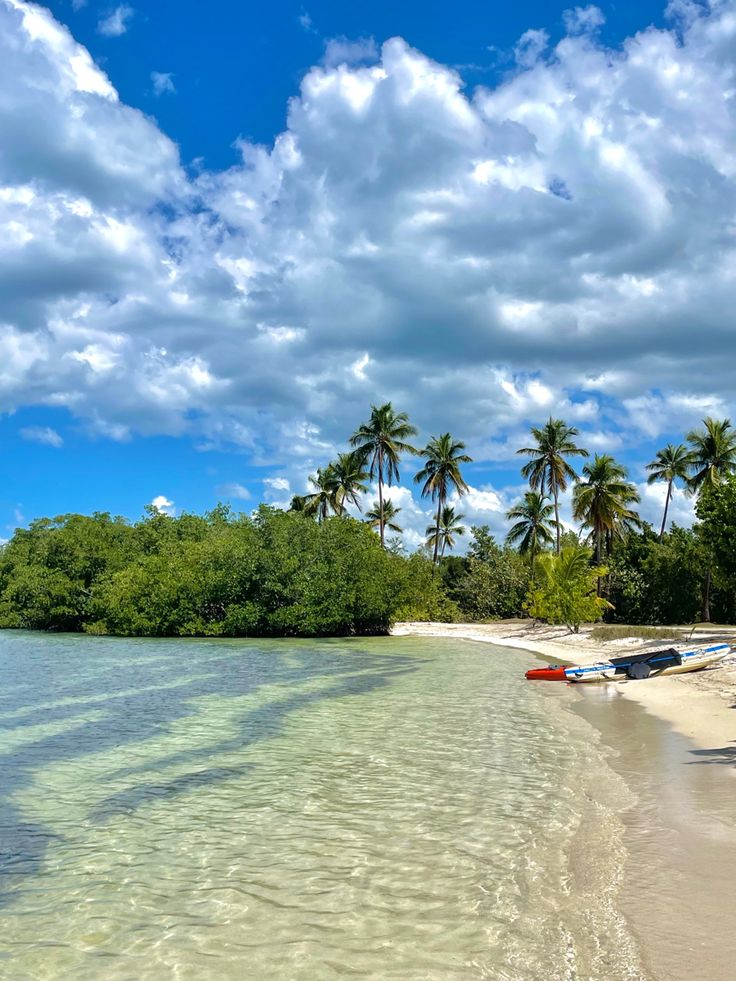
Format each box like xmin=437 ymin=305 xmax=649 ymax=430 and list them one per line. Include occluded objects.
xmin=393 ymin=620 xmax=736 ymax=755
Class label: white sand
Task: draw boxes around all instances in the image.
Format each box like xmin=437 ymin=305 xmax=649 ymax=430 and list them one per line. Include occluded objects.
xmin=392 ymin=620 xmax=736 ymax=752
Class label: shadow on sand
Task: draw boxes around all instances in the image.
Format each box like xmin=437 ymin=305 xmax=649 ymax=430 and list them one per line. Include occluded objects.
xmin=687 ymin=740 xmax=736 ymax=766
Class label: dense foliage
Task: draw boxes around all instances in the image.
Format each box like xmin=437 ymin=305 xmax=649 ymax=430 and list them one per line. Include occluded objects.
xmin=0 ymin=506 xmax=455 ymax=636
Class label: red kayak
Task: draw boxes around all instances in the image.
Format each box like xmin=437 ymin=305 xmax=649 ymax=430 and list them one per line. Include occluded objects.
xmin=525 ymin=666 xmax=567 ymax=681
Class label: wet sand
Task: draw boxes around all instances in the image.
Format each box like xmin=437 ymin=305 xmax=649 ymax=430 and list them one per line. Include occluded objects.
xmin=572 ymin=685 xmax=736 ymax=981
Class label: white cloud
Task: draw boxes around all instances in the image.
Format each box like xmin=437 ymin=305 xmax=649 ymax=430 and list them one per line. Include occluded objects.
xmin=1 ymin=0 xmax=736 ymax=505
xmin=265 ymin=477 xmax=291 ymax=492
xmin=149 ymin=494 xmax=175 ymax=515
xmin=635 ymin=480 xmax=695 ymax=531
xmin=350 ymin=352 xmax=371 ymax=380
xmin=151 ymin=71 xmax=175 ymax=96
xmin=563 ymin=5 xmax=606 ymax=34
xmin=513 ymin=28 xmax=549 ymax=67
xmin=216 ymin=482 xmax=250 ymax=500
xmin=97 ymin=5 xmax=133 ymax=37
xmin=665 ymin=0 xmax=708 ymax=28
xmin=20 ymin=425 xmax=63 ymax=447
xmin=322 ymin=37 xmax=379 ymax=68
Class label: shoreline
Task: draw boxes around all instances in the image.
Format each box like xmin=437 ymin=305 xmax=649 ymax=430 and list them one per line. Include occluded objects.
xmin=392 ymin=620 xmax=736 ymax=754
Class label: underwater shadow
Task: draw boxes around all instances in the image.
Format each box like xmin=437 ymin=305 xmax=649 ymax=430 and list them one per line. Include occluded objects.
xmin=90 ymin=659 xmax=419 ymax=821
xmin=0 ymin=639 xmax=422 ymax=907
xmin=91 ymin=764 xmax=256 ymax=822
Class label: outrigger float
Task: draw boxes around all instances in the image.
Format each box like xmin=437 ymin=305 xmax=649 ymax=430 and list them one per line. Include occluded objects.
xmin=525 ymin=643 xmax=732 ymax=683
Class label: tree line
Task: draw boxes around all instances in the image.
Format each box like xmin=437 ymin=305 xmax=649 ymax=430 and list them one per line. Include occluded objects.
xmin=0 ymin=505 xmax=455 ymax=636
xmin=503 ymin=415 xmax=736 ymax=624
xmin=1 ymin=404 xmax=735 ymax=636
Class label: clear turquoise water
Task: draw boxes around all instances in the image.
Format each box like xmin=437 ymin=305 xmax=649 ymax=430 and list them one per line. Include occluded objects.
xmin=0 ymin=631 xmax=646 ymax=980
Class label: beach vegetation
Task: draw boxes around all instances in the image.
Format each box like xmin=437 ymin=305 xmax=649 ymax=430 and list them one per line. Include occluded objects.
xmin=686 ymin=417 xmax=736 ymax=493
xmin=425 ymin=506 xmax=466 ymax=559
xmin=414 ymin=434 xmax=472 ymax=563
xmin=0 ymin=507 xmax=451 ymax=636
xmin=365 ymin=499 xmax=403 ymax=534
xmin=505 ymin=491 xmax=557 ymax=572
xmin=572 ymin=454 xmax=641 ymax=596
xmin=524 ymin=545 xmax=611 ymax=633
xmin=350 ymin=403 xmax=418 ymax=547
xmin=517 ymin=418 xmax=588 ymax=555
xmin=645 ymin=443 xmax=692 ymax=540
xmin=444 ymin=527 xmax=530 ymax=621
xmin=8 ymin=408 xmax=736 ymax=637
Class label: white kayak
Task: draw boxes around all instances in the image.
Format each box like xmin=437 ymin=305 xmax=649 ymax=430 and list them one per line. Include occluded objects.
xmin=564 ymin=643 xmax=730 ymax=683
xmin=657 ymin=643 xmax=730 ymax=675
xmin=564 ymin=663 xmax=618 ymax=683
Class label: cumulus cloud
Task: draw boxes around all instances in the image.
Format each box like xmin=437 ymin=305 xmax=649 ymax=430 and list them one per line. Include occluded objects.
xmin=1 ymin=0 xmax=736 ymax=540
xmin=563 ymin=5 xmax=606 ymax=34
xmin=149 ymin=494 xmax=175 ymax=515
xmin=150 ymin=71 xmax=175 ymax=96
xmin=635 ymin=480 xmax=695 ymax=531
xmin=265 ymin=477 xmax=291 ymax=492
xmin=97 ymin=4 xmax=133 ymax=37
xmin=513 ymin=28 xmax=549 ymax=67
xmin=20 ymin=425 xmax=63 ymax=447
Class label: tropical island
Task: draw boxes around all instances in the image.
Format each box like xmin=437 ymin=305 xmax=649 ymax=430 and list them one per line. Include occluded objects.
xmin=2 ymin=403 xmax=735 ymax=639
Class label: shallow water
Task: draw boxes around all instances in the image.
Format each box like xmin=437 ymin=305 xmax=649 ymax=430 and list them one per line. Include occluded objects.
xmin=0 ymin=632 xmax=728 ymax=980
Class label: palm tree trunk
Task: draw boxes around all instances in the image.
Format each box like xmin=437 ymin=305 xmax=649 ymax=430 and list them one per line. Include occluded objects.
xmin=378 ymin=449 xmax=385 ymax=548
xmin=553 ymin=481 xmax=561 ymax=555
xmin=659 ymin=481 xmax=672 ymax=541
xmin=702 ymin=564 xmax=712 ymax=623
xmin=596 ymin=522 xmax=603 ymax=597
xmin=433 ymin=495 xmax=442 ymax=564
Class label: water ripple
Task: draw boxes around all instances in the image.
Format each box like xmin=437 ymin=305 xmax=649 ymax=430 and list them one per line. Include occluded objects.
xmin=0 ymin=632 xmax=647 ymax=980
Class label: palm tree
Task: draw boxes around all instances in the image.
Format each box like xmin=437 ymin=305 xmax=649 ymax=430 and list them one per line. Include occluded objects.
xmin=329 ymin=451 xmax=370 ymax=515
xmin=303 ymin=466 xmax=339 ymax=522
xmin=645 ymin=443 xmax=692 ymax=540
xmin=288 ymin=494 xmax=311 ymax=515
xmin=686 ymin=417 xmax=736 ymax=493
xmin=365 ymin=499 xmax=403 ymax=534
xmin=426 ymin=506 xmax=466 ymax=559
xmin=517 ymin=418 xmax=588 ymax=554
xmin=685 ymin=418 xmax=736 ymax=621
xmin=350 ymin=403 xmax=418 ymax=547
xmin=572 ymin=455 xmax=641 ymax=591
xmin=505 ymin=491 xmax=557 ymax=572
xmin=414 ymin=433 xmax=472 ymax=563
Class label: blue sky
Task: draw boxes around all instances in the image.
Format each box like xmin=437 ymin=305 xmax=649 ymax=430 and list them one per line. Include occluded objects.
xmin=0 ymin=0 xmax=732 ymax=547
xmin=42 ymin=1 xmax=668 ymax=167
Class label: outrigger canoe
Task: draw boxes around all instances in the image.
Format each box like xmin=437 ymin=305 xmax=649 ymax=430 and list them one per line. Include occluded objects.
xmin=525 ymin=643 xmax=732 ymax=683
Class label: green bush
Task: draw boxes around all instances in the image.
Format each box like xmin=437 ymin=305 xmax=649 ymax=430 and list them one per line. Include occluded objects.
xmin=525 ymin=545 xmax=611 ymax=633
xmin=0 ymin=506 xmax=452 ymax=637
